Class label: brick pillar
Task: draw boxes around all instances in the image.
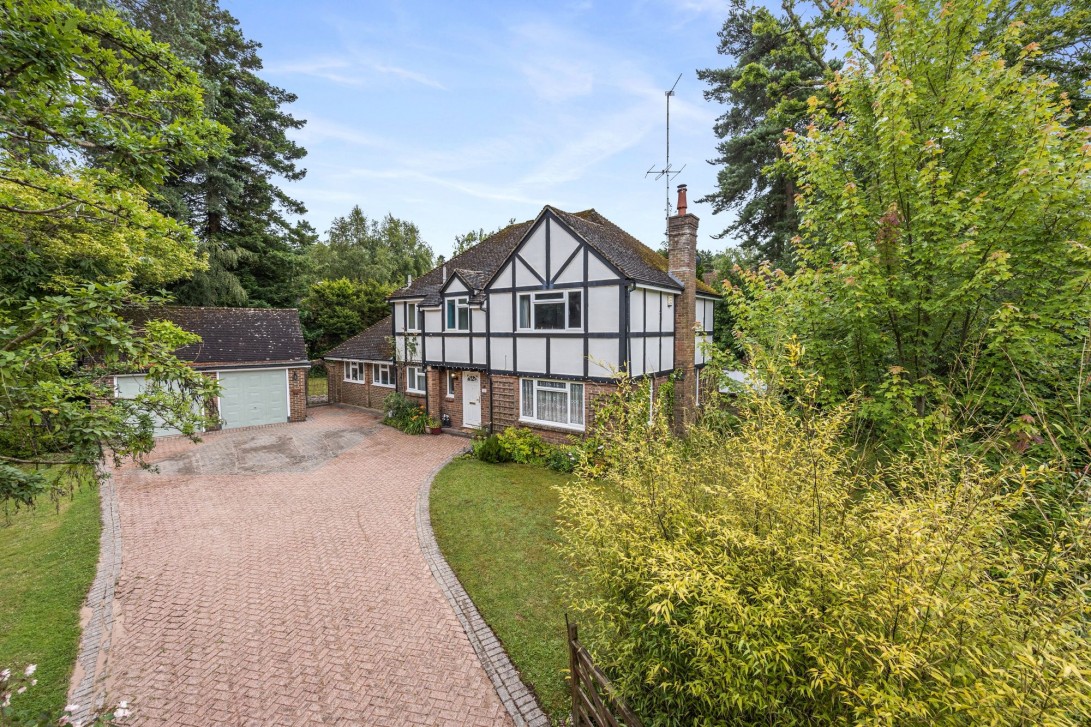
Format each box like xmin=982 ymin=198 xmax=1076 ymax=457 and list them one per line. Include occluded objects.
xmin=426 ymin=367 xmax=442 ymax=421
xmin=669 ymin=184 xmax=699 ymax=434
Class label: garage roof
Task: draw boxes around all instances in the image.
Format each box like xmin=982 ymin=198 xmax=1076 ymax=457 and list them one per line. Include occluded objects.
xmin=127 ymin=306 xmax=309 ymax=368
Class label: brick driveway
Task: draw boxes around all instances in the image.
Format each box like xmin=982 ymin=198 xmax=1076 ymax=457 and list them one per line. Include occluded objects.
xmin=103 ymin=407 xmax=512 ymax=726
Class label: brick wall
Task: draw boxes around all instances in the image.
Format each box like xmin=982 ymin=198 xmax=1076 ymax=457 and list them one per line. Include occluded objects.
xmin=325 ymin=360 xmax=400 ymax=411
xmin=288 ymin=367 xmax=307 ymax=422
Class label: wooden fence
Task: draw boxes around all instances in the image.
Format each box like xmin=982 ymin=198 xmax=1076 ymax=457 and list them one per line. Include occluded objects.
xmin=567 ymin=621 xmax=644 ymax=727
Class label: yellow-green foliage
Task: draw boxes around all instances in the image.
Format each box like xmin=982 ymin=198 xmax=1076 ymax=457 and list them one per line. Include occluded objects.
xmin=558 ymin=367 xmax=1091 ymax=725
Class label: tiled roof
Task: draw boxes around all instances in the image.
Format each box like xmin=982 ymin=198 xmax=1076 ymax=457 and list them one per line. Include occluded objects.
xmin=389 ymin=206 xmax=717 ymax=304
xmin=126 ymin=306 xmax=308 ymax=367
xmin=391 ymin=221 xmax=533 ymax=305
xmin=323 ymin=316 xmax=393 ymax=361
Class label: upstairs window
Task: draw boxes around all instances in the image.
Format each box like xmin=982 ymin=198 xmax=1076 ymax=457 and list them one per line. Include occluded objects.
xmin=446 ymin=297 xmax=470 ymax=330
xmin=406 ymin=303 xmax=423 ymax=332
xmin=518 ymin=290 xmax=582 ymax=331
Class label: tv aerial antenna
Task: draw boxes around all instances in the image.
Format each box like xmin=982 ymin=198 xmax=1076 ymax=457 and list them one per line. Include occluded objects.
xmin=645 ymin=72 xmax=685 ymax=235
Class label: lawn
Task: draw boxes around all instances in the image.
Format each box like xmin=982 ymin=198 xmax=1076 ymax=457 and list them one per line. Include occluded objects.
xmin=0 ymin=485 xmax=101 ymax=717
xmin=430 ymin=458 xmax=570 ymax=722
xmin=307 ymin=372 xmax=328 ymax=397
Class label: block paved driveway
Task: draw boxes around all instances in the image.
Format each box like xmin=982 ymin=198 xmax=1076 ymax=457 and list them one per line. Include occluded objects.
xmin=105 ymin=406 xmax=512 ymax=726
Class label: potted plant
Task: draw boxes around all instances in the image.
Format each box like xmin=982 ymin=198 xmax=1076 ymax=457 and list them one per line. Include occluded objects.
xmin=425 ymin=415 xmax=443 ymax=435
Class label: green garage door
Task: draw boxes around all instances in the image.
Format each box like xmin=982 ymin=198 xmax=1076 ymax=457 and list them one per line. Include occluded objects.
xmin=114 ymin=374 xmax=185 ymax=437
xmin=218 ymin=368 xmax=288 ymax=429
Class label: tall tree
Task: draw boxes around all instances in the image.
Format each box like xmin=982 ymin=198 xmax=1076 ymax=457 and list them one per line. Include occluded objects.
xmin=308 ymin=206 xmax=434 ymax=286
xmin=104 ymin=0 xmax=310 ymax=307
xmin=700 ymin=0 xmax=1090 ymax=271
xmin=0 ymin=0 xmax=225 ymax=505
xmin=732 ymin=0 xmax=1091 ymax=457
xmin=452 ymin=219 xmax=516 ymax=256
xmin=697 ymin=0 xmax=834 ymax=270
xmin=299 ymin=278 xmax=394 ymax=357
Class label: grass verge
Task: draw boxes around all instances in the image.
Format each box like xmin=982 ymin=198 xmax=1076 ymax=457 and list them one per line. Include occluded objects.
xmin=430 ymin=458 xmax=570 ymax=722
xmin=0 ymin=485 xmax=101 ymax=716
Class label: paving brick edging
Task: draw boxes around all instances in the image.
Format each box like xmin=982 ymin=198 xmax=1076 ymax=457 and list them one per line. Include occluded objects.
xmin=68 ymin=473 xmax=122 ymax=721
xmin=416 ymin=452 xmax=551 ymax=727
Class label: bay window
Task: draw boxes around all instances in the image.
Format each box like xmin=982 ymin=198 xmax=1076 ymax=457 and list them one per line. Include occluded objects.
xmin=406 ymin=365 xmax=427 ymax=393
xmin=446 ymin=297 xmax=470 ymax=330
xmin=518 ymin=290 xmax=582 ymax=330
xmin=520 ymin=378 xmax=585 ymax=429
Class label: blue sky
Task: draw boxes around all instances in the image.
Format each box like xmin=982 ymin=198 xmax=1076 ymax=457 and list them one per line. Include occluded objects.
xmin=223 ymin=0 xmax=735 ymax=260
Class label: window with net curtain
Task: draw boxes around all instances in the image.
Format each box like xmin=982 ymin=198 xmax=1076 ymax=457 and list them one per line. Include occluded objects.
xmin=521 ymin=378 xmax=584 ymax=428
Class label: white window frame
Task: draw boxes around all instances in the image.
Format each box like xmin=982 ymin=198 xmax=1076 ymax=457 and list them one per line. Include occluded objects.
xmin=446 ymin=297 xmax=470 ymax=331
xmin=406 ymin=365 xmax=427 ymax=394
xmin=372 ymin=363 xmax=394 ymax=388
xmin=517 ymin=290 xmax=583 ymax=331
xmin=344 ymin=361 xmax=365 ymax=382
xmin=446 ymin=371 xmax=457 ymax=398
xmin=406 ymin=302 xmax=423 ymax=332
xmin=519 ymin=377 xmax=585 ymax=430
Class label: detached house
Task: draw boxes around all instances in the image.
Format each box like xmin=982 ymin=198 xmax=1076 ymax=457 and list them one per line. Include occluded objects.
xmin=324 ymin=185 xmax=717 ymax=440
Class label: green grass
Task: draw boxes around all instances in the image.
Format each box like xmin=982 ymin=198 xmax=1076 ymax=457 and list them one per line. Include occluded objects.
xmin=307 ymin=373 xmax=328 ymax=397
xmin=430 ymin=458 xmax=571 ymax=722
xmin=0 ymin=486 xmax=101 ymax=717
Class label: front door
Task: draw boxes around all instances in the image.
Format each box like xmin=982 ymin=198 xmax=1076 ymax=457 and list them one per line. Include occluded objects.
xmin=462 ymin=372 xmax=481 ymax=427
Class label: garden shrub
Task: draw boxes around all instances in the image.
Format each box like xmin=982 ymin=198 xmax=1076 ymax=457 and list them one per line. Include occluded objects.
xmin=383 ymin=392 xmax=427 ymax=434
xmin=544 ymin=445 xmax=578 ymax=474
xmin=472 ymin=434 xmax=509 ymax=464
xmin=495 ymin=427 xmax=549 ymax=464
xmin=557 ymin=369 xmax=1091 ymax=725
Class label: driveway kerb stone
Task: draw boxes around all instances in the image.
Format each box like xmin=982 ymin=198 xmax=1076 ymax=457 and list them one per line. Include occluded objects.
xmin=415 ymin=454 xmax=551 ymax=727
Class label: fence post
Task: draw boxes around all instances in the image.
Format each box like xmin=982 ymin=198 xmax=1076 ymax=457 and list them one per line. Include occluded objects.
xmin=568 ymin=620 xmax=582 ymax=727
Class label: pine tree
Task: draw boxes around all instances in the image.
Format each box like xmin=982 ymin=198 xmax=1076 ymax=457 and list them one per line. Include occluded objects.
xmin=105 ymin=0 xmax=309 ymax=307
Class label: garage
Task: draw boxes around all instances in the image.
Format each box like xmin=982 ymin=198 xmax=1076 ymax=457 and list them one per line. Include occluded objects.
xmin=116 ymin=306 xmax=310 ymax=436
xmin=218 ymin=368 xmax=289 ymax=428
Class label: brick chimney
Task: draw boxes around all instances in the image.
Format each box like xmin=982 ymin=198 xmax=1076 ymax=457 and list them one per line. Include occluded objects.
xmin=669 ymin=184 xmax=699 ymax=434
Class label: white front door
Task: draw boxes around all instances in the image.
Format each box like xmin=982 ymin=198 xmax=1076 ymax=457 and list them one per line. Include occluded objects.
xmin=462 ymin=372 xmax=481 ymax=427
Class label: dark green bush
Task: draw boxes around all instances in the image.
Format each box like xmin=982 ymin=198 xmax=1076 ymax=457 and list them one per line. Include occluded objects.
xmin=545 ymin=445 xmax=578 ymax=473
xmin=473 ymin=434 xmax=510 ymax=463
xmin=496 ymin=426 xmax=549 ymax=464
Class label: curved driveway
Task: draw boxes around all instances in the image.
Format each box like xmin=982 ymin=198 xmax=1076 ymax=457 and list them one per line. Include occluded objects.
xmin=104 ymin=407 xmax=511 ymax=726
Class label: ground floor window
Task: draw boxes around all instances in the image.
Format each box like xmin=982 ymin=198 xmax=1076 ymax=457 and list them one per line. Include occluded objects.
xmin=447 ymin=371 xmax=457 ymax=397
xmin=520 ymin=378 xmax=584 ymax=429
xmin=345 ymin=361 xmax=364 ymax=382
xmin=407 ymin=365 xmax=427 ymax=393
xmin=372 ymin=363 xmax=393 ymax=387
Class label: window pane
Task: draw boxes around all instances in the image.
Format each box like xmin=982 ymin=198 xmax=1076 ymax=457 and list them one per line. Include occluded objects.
xmin=418 ymin=371 xmax=427 ymax=390
xmin=446 ymin=301 xmax=455 ymax=329
xmin=537 ymin=389 xmax=568 ymax=424
xmin=536 ymin=292 xmax=563 ymax=300
xmin=407 ymin=304 xmax=416 ymax=329
xmin=458 ymin=305 xmax=469 ymax=330
xmin=519 ymin=295 xmax=530 ymax=328
xmin=538 ymin=380 xmax=565 ymax=389
xmin=521 ymin=379 xmax=534 ymax=417
xmin=570 ymin=383 xmax=584 ymax=425
xmin=534 ymin=302 xmax=564 ymax=329
xmin=448 ymin=373 xmax=456 ymax=396
xmin=568 ymin=291 xmax=582 ymax=329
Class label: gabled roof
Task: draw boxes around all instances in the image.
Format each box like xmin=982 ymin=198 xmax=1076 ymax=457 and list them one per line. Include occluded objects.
xmin=391 ymin=221 xmax=534 ymax=306
xmin=126 ymin=306 xmax=308 ymax=368
xmin=389 ymin=206 xmax=716 ymax=305
xmin=323 ymin=315 xmax=393 ymax=361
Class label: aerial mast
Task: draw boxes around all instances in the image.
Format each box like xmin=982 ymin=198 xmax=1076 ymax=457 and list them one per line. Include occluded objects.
xmin=645 ymin=73 xmax=686 ymax=240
